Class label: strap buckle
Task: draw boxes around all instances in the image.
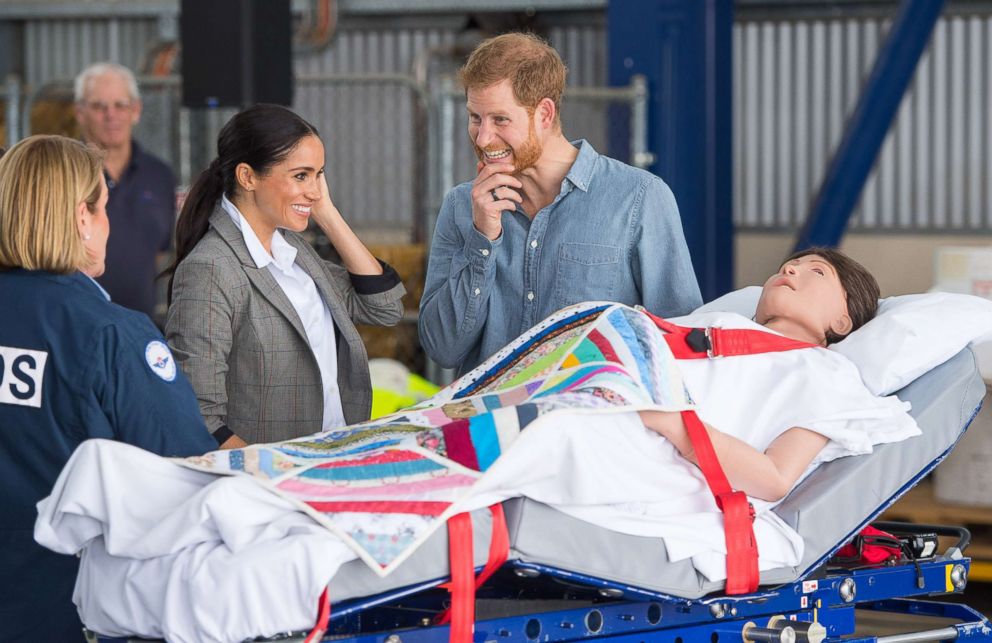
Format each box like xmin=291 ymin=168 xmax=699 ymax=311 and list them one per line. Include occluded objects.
xmin=686 ymin=327 xmax=716 ymax=358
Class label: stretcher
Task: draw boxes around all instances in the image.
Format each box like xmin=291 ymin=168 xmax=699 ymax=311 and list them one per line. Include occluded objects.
xmin=88 ymin=347 xmax=991 ymax=643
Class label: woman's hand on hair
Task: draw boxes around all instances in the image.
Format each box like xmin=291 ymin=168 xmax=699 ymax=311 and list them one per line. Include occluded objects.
xmin=310 ymin=172 xmax=344 ymax=231
xmin=311 ymin=172 xmax=382 ymax=275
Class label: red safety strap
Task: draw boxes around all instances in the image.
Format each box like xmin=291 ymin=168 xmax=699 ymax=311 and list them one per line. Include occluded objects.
xmin=442 ymin=513 xmax=476 ymax=643
xmin=645 ymin=310 xmax=816 ymax=594
xmin=437 ymin=505 xmax=511 ymax=641
xmin=648 ymin=312 xmax=817 ymax=359
xmin=303 ymin=587 xmax=331 ymax=643
xmin=681 ymin=410 xmax=759 ymax=594
xmin=473 ymin=504 xmax=510 ymax=590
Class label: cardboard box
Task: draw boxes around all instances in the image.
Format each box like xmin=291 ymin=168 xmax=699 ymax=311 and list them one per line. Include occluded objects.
xmin=934 ymin=246 xmax=992 ymax=299
xmin=933 ymin=245 xmax=992 ymax=381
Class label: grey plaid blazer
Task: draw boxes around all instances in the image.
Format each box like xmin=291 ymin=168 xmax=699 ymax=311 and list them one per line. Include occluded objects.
xmin=165 ymin=207 xmax=405 ymax=444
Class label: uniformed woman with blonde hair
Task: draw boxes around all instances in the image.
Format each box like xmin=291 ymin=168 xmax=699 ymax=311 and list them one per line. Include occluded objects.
xmin=0 ymin=134 xmax=215 ymax=641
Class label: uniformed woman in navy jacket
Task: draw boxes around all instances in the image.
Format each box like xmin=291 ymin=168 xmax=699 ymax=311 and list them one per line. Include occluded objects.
xmin=0 ymin=135 xmax=216 ymax=641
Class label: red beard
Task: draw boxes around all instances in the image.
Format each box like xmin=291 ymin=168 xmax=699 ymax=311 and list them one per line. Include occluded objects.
xmin=474 ymin=113 xmax=543 ymax=175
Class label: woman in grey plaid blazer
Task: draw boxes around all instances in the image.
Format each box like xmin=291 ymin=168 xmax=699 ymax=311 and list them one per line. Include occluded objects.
xmin=163 ymin=105 xmax=405 ymax=447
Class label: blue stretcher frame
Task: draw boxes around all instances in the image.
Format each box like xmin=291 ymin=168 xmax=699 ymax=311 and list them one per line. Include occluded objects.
xmin=90 ymin=551 xmax=992 ymax=642
xmin=301 ymin=529 xmax=992 ymax=643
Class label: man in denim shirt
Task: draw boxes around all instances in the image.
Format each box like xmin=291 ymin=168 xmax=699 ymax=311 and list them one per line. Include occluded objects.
xmin=420 ymin=33 xmax=702 ymax=375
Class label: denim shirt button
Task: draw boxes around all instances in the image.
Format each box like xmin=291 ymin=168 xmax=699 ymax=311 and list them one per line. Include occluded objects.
xmin=480 ymin=249 xmax=490 ymax=257
xmin=474 ymin=288 xmax=481 ymax=296
xmin=530 ymin=240 xmax=538 ymax=249
xmin=527 ymin=291 xmax=535 ymax=301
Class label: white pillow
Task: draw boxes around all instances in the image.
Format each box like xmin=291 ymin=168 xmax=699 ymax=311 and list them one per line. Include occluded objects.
xmin=832 ymin=293 xmax=992 ymax=395
xmin=693 ymin=289 xmax=992 ymax=396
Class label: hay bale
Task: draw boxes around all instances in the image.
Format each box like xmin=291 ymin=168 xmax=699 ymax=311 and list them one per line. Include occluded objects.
xmin=366 ymin=242 xmax=426 ymax=311
xmin=31 ymin=100 xmax=80 ymax=138
xmin=29 ymin=85 xmax=79 ymax=138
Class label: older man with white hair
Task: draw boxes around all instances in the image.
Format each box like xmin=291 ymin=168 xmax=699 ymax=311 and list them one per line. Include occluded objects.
xmin=74 ymin=62 xmax=176 ymax=319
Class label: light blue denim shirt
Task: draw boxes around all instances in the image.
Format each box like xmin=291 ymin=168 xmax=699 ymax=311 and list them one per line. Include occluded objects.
xmin=419 ymin=140 xmax=702 ymax=375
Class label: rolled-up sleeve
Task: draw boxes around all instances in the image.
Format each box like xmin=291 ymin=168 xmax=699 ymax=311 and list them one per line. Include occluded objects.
xmin=318 ymin=256 xmax=406 ymax=326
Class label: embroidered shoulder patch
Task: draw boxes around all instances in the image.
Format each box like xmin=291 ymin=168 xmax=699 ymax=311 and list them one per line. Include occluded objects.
xmin=145 ymin=340 xmax=177 ymax=382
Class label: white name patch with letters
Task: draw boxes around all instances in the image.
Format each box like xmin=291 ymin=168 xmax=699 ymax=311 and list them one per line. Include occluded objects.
xmin=0 ymin=345 xmax=49 ymax=408
xmin=145 ymin=340 xmax=177 ymax=382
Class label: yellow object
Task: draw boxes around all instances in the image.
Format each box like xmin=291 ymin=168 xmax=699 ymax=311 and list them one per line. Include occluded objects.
xmin=369 ymin=360 xmax=441 ymax=419
xmin=969 ymin=561 xmax=992 ymax=583
xmin=371 ymin=388 xmax=417 ymax=419
xmin=407 ymin=373 xmax=440 ymax=400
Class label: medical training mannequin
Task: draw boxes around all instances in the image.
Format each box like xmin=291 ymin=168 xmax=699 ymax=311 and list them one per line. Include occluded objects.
xmin=639 ymin=248 xmax=881 ymax=502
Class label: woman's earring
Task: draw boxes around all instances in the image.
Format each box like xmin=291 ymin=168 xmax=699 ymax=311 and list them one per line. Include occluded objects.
xmin=83 ymin=234 xmax=92 ymax=241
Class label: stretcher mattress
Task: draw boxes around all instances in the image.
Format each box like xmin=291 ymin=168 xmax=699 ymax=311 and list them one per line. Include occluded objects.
xmin=328 ymin=348 xmax=985 ymax=605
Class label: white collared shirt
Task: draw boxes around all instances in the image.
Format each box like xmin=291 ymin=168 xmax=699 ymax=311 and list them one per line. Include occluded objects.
xmin=222 ymin=195 xmax=345 ymax=431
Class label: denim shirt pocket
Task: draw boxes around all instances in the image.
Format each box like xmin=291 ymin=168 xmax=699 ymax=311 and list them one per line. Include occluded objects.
xmin=554 ymin=242 xmax=621 ymax=309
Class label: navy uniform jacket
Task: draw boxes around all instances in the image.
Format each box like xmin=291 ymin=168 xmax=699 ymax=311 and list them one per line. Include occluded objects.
xmin=0 ymin=269 xmax=216 ymax=642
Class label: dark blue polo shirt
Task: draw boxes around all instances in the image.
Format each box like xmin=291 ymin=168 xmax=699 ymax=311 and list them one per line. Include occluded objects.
xmin=95 ymin=141 xmax=176 ymax=318
xmin=0 ymin=269 xmax=215 ymax=641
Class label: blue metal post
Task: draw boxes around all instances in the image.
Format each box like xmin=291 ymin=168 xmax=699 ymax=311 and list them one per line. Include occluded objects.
xmin=794 ymin=0 xmax=945 ymax=252
xmin=608 ymin=0 xmax=734 ymax=301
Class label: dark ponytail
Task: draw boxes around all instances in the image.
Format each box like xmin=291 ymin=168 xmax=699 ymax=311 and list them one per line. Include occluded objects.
xmin=162 ymin=103 xmax=319 ymax=302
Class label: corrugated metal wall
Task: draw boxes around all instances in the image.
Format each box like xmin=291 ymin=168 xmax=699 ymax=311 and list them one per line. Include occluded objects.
xmin=734 ymin=9 xmax=992 ymax=231
xmin=16 ymin=13 xmax=616 ymax=235
xmin=24 ymin=18 xmax=160 ymax=84
xmin=13 ymin=5 xmax=992 ymax=233
xmin=294 ymin=26 xmax=460 ymax=231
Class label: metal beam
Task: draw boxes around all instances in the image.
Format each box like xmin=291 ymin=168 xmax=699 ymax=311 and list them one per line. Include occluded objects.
xmin=608 ymin=0 xmax=735 ymax=301
xmin=793 ymin=0 xmax=945 ymax=252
